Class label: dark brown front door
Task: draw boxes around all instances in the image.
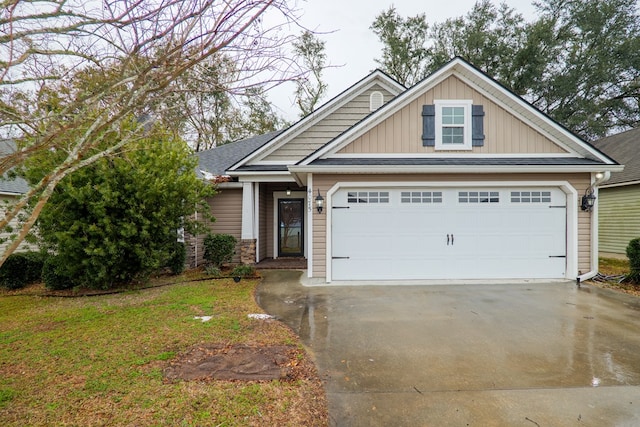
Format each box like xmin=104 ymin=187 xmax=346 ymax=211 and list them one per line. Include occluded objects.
xmin=278 ymin=199 xmax=304 ymax=257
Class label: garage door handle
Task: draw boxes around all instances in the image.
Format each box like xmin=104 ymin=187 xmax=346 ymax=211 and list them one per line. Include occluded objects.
xmin=451 ymin=234 xmax=454 ymax=245
xmin=447 ymin=234 xmax=449 ymax=245
xmin=447 ymin=234 xmax=454 ymax=245
xmin=332 ymin=256 xmax=350 ymax=260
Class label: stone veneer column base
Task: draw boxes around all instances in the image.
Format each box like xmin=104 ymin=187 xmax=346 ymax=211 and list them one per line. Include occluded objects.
xmin=239 ymin=239 xmax=256 ymax=265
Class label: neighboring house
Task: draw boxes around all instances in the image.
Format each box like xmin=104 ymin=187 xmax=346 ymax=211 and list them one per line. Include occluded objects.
xmin=591 ymin=128 xmax=640 ymax=258
xmin=192 ymin=57 xmax=621 ymax=283
xmin=0 ymin=140 xmax=35 ymax=253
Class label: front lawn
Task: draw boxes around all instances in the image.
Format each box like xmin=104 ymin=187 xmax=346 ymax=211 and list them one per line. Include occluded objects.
xmin=0 ymin=276 xmax=327 ymax=426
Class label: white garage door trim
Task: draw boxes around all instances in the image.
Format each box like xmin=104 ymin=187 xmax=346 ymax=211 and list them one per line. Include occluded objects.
xmin=325 ymin=181 xmax=578 ymax=283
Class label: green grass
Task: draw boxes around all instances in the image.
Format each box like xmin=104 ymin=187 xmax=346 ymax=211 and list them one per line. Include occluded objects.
xmin=0 ymin=277 xmax=326 ymax=426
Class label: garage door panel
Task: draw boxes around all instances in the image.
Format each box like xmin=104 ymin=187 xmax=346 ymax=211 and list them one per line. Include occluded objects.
xmin=331 ymin=187 xmax=566 ymax=281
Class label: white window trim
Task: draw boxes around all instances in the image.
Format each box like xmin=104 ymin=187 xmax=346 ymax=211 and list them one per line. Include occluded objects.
xmin=434 ymin=99 xmax=473 ymax=151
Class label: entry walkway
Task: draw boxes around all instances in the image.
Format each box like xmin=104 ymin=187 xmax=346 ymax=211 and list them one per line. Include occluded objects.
xmin=256 ymin=270 xmax=640 ymax=427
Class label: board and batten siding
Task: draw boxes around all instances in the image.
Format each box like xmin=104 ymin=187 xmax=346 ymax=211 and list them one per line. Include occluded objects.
xmin=312 ymin=173 xmax=592 ymax=278
xmin=338 ymin=75 xmax=567 ymax=155
xmin=262 ymin=84 xmax=396 ymax=162
xmin=599 ymin=185 xmax=640 ymax=255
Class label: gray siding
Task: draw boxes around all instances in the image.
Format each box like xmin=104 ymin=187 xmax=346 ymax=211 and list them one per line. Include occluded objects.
xmin=187 ymin=188 xmax=242 ymax=267
xmin=599 ymin=185 xmax=640 ymax=254
xmin=263 ymin=83 xmax=396 ymax=162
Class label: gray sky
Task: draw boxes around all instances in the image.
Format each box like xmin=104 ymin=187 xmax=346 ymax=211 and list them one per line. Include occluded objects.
xmin=270 ymin=0 xmax=538 ymax=120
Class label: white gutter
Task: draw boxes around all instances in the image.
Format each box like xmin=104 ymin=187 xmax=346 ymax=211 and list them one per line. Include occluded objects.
xmin=288 ymin=164 xmax=624 ymax=185
xmin=577 ymin=171 xmax=611 ymax=283
xmin=216 ymin=181 xmax=243 ymax=189
xmin=288 ymin=165 xmax=624 ymax=174
xmin=599 ymin=179 xmax=640 ymax=189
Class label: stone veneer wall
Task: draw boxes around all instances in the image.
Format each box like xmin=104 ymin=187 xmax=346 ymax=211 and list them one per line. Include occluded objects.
xmin=239 ymin=239 xmax=256 ymax=265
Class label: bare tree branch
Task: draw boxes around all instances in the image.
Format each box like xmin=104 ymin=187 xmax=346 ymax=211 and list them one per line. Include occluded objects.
xmin=0 ymin=0 xmax=304 ymax=265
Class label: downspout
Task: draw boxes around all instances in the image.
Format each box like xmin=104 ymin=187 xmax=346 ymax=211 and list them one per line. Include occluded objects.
xmin=577 ymin=171 xmax=611 ymax=283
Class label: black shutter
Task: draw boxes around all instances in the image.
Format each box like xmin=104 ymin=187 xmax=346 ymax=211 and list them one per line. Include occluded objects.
xmin=472 ymin=105 xmax=485 ymax=147
xmin=421 ymin=105 xmax=435 ymax=147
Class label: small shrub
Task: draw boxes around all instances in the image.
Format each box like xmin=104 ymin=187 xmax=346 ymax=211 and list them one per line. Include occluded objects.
xmin=205 ymin=265 xmax=222 ymax=278
xmin=42 ymin=256 xmax=74 ymax=290
xmin=203 ymin=234 xmax=237 ymax=267
xmin=166 ymin=241 xmax=186 ymax=275
xmin=231 ymin=264 xmax=256 ymax=278
xmin=0 ymin=251 xmax=46 ymax=290
xmin=626 ymin=238 xmax=640 ymax=282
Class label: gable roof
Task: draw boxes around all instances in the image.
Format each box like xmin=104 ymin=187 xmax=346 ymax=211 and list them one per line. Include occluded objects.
xmin=591 ymin=127 xmax=639 ymax=186
xmin=297 ymin=57 xmax=619 ymax=167
xmin=227 ymin=69 xmax=405 ymax=171
xmin=196 ymin=131 xmax=281 ymax=178
xmin=0 ymin=140 xmax=29 ymax=195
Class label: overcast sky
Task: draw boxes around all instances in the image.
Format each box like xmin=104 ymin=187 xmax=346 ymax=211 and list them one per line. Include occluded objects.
xmin=270 ymin=0 xmax=538 ymax=120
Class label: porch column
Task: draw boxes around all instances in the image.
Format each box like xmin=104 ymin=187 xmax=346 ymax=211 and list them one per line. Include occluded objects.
xmin=240 ymin=182 xmax=256 ymax=264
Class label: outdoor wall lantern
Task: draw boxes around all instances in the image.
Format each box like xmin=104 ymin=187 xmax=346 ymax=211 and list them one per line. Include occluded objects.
xmin=286 ymin=187 xmax=291 ymax=196
xmin=580 ymin=172 xmax=605 ymax=212
xmin=315 ymin=189 xmax=324 ymax=214
xmin=581 ymin=189 xmax=596 ymax=212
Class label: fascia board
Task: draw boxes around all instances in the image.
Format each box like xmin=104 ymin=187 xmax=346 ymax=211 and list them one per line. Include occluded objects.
xmin=288 ymin=164 xmax=625 ymax=175
xmin=452 ymin=65 xmax=617 ymax=164
xmin=228 ymin=71 xmax=405 ymax=171
xmin=454 ymin=60 xmax=617 ymax=164
xmin=327 ymin=153 xmax=581 ymax=159
xmin=215 ymin=182 xmax=243 ymax=189
xmin=299 ymin=66 xmax=457 ymax=165
xmin=240 ymin=79 xmax=399 ymax=165
xmin=600 ymin=179 xmax=640 ymax=189
xmin=300 ymin=57 xmax=618 ymax=166
xmin=233 ymin=172 xmax=296 ymax=183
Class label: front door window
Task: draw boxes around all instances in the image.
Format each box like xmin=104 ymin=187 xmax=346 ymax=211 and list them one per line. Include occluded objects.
xmin=278 ymin=199 xmax=304 ymax=257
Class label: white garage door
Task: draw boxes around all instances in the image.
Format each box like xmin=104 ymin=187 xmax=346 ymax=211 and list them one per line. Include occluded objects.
xmin=331 ymin=187 xmax=566 ymax=281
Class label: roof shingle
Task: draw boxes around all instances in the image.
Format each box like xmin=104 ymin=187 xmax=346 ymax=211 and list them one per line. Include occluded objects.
xmin=591 ymin=128 xmax=639 ymax=185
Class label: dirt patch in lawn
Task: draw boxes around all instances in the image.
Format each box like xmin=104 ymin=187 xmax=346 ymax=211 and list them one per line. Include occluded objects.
xmin=164 ymin=343 xmax=316 ymax=382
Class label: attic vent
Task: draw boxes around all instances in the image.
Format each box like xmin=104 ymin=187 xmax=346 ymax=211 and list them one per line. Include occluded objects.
xmin=370 ymin=91 xmax=384 ymax=111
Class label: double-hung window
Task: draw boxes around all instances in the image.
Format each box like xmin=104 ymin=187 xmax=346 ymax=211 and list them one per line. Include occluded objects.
xmin=434 ymin=100 xmax=473 ymax=150
xmin=422 ymin=101 xmax=484 ymax=149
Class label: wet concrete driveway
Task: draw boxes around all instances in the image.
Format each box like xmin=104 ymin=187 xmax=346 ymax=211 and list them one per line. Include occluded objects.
xmin=256 ymin=270 xmax=640 ymax=426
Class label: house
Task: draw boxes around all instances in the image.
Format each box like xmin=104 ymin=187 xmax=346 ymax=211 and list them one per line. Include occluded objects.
xmin=0 ymin=140 xmax=35 ymax=253
xmin=192 ymin=57 xmax=621 ymax=283
xmin=591 ymin=128 xmax=640 ymax=258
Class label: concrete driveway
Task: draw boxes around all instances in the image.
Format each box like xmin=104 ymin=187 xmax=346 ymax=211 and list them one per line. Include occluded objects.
xmin=256 ymin=270 xmax=640 ymax=427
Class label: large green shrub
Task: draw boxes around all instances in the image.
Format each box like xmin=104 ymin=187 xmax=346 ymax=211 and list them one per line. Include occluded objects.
xmin=203 ymin=233 xmax=237 ymax=267
xmin=166 ymin=241 xmax=186 ymax=275
xmin=0 ymin=251 xmax=45 ymax=290
xmin=626 ymin=238 xmax=640 ymax=282
xmin=32 ymin=128 xmax=213 ymax=290
xmin=42 ymin=256 xmax=74 ymax=290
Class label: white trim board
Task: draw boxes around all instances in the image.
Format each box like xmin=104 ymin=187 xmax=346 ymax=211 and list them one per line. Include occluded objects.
xmin=299 ymin=58 xmax=617 ymax=167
